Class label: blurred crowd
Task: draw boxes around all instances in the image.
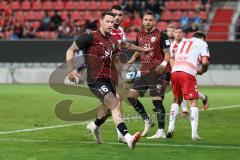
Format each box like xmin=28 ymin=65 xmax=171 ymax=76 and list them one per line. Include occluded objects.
xmin=0 ymin=0 xmax=212 ymax=40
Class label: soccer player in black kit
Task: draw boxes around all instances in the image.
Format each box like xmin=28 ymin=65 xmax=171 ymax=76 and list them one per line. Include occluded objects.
xmin=66 ymin=11 xmax=151 ymax=149
xmin=127 ymin=10 xmax=171 ymax=139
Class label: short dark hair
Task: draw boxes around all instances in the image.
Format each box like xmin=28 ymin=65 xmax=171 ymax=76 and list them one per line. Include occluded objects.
xmin=143 ymin=10 xmax=155 ymax=18
xmin=193 ymin=31 xmax=206 ymax=40
xmin=111 ymin=5 xmax=123 ymax=11
xmin=101 ymin=11 xmax=115 ymax=19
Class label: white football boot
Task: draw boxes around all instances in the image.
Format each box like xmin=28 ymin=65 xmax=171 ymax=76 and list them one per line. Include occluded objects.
xmin=142 ymin=119 xmax=155 ymax=137
xmin=147 ymin=129 xmax=166 ymax=139
xmin=86 ymin=121 xmax=102 ymax=144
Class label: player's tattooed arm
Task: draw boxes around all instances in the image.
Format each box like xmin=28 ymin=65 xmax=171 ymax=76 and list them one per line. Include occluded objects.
xmin=156 ymin=32 xmax=171 ymax=74
xmin=113 ymin=55 xmax=124 ymax=75
xmin=170 ymin=57 xmax=174 ymax=67
xmin=66 ymin=41 xmax=79 ymax=73
xmin=120 ymin=41 xmax=152 ymax=53
xmin=197 ymin=56 xmax=209 ymax=75
xmin=127 ymin=52 xmax=140 ymax=64
xmin=156 ymin=48 xmax=171 ymax=75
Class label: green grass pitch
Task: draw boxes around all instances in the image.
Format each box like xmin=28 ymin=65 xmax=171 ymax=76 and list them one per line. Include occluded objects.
xmin=0 ymin=84 xmax=240 ymax=160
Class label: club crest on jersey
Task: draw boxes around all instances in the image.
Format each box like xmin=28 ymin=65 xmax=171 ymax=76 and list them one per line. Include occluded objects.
xmin=112 ymin=44 xmax=116 ymax=50
xmin=165 ymin=39 xmax=170 ymax=46
xmin=151 ymin=37 xmax=156 ymax=43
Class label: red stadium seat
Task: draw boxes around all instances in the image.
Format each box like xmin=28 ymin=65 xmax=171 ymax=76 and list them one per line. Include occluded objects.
xmin=10 ymin=1 xmax=20 ymax=10
xmin=54 ymin=0 xmax=64 ymax=10
xmin=83 ymin=11 xmax=92 ymax=20
xmin=25 ymin=11 xmax=35 ymax=21
xmin=99 ymin=1 xmax=111 ymax=10
xmin=88 ymin=1 xmax=98 ymax=10
xmin=65 ymin=1 xmax=75 ymax=10
xmin=157 ymin=21 xmax=168 ymax=30
xmin=112 ymin=1 xmax=120 ymax=6
xmin=126 ymin=31 xmax=137 ymax=41
xmin=32 ymin=1 xmax=42 ymax=10
xmin=122 ymin=16 xmax=131 ymax=28
xmin=188 ymin=11 xmax=195 ymax=19
xmin=172 ymin=11 xmax=183 ymax=21
xmin=93 ymin=11 xmax=101 ymax=19
xmin=0 ymin=1 xmax=8 ymax=10
xmin=166 ymin=1 xmax=178 ymax=10
xmin=32 ymin=21 xmax=40 ymax=30
xmin=21 ymin=0 xmax=31 ymax=10
xmin=161 ymin=10 xmax=172 ymax=21
xmin=14 ymin=11 xmax=24 ymax=19
xmin=35 ymin=11 xmax=44 ymax=20
xmin=199 ymin=11 xmax=208 ymax=20
xmin=43 ymin=1 xmax=53 ymax=10
xmin=179 ymin=1 xmax=189 ymax=10
xmin=71 ymin=11 xmax=80 ymax=20
xmin=189 ymin=1 xmax=198 ymax=10
xmin=61 ymin=11 xmax=68 ymax=20
xmin=76 ymin=1 xmax=87 ymax=11
xmin=48 ymin=11 xmax=55 ymax=17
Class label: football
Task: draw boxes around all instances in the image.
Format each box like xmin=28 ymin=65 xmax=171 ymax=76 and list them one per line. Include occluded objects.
xmin=121 ymin=64 xmax=140 ymax=83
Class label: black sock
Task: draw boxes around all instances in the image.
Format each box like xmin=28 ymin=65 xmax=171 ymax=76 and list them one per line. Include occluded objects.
xmin=94 ymin=118 xmax=106 ymax=127
xmin=117 ymin=122 xmax=128 ymax=136
xmin=152 ymin=100 xmax=165 ymax=129
xmin=128 ymin=97 xmax=149 ymax=120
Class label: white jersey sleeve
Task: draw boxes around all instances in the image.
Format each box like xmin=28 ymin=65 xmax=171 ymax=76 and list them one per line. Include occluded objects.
xmin=200 ymin=41 xmax=210 ymax=57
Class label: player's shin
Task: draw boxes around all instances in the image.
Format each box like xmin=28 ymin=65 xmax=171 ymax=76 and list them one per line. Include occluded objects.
xmin=127 ymin=97 xmax=150 ymax=120
xmin=168 ymin=103 xmax=179 ymax=133
xmin=153 ymin=100 xmax=166 ymax=130
xmin=181 ymin=100 xmax=188 ymax=113
xmin=190 ymin=106 xmax=200 ymax=138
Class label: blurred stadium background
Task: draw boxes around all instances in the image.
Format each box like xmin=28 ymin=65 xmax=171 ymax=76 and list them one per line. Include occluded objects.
xmin=0 ymin=0 xmax=239 ymax=85
xmin=0 ymin=0 xmax=240 ymax=160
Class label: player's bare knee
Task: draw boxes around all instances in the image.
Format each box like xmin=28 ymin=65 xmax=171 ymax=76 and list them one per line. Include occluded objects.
xmin=126 ymin=89 xmax=139 ymax=98
xmin=104 ymin=92 xmax=118 ymax=110
xmin=188 ymin=99 xmax=198 ymax=107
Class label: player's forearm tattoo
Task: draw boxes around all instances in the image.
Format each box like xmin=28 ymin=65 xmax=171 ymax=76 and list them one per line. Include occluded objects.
xmin=202 ymin=63 xmax=209 ymax=73
xmin=124 ymin=42 xmax=133 ymax=49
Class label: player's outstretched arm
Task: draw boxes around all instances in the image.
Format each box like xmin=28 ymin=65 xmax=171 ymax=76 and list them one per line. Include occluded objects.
xmin=156 ymin=48 xmax=171 ymax=75
xmin=122 ymin=41 xmax=152 ymax=53
xmin=127 ymin=52 xmax=140 ymax=64
xmin=66 ymin=41 xmax=79 ymax=82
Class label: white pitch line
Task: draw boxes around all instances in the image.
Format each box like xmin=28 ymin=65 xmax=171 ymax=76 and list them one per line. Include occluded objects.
xmin=0 ymin=138 xmax=239 ymax=150
xmin=0 ymin=104 xmax=240 ymax=135
xmin=0 ymin=122 xmax=88 ymax=135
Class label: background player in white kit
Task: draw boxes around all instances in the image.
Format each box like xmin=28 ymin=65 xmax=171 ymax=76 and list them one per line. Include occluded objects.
xmin=169 ymin=28 xmax=209 ymax=118
xmin=167 ymin=32 xmax=210 ymax=140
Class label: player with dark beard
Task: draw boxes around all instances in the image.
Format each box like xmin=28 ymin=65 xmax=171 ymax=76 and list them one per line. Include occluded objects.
xmin=127 ymin=10 xmax=171 ymax=139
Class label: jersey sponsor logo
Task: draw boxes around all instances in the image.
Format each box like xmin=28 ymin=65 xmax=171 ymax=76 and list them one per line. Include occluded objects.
xmin=103 ymin=50 xmax=113 ymax=59
xmin=151 ymin=36 xmax=156 ymax=43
